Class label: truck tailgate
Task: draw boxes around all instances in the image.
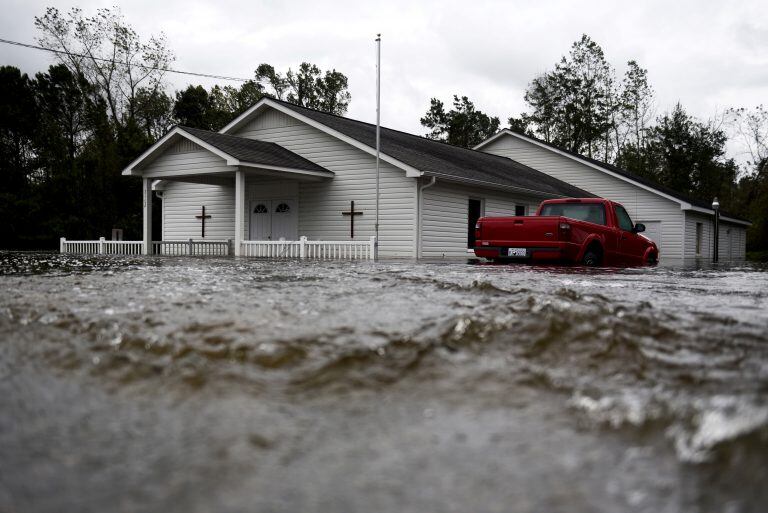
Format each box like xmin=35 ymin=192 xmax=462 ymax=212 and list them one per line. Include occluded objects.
xmin=479 ymin=216 xmax=563 ymax=244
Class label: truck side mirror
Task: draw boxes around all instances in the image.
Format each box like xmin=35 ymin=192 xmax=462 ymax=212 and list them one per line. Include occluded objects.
xmin=633 ymin=223 xmax=646 ymax=233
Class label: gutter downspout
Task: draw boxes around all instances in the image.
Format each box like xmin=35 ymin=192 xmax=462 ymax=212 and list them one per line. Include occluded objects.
xmin=416 ymin=176 xmax=437 ymax=259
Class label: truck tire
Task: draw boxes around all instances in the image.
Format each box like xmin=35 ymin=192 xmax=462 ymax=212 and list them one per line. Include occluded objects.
xmin=581 ymin=246 xmax=602 ymax=266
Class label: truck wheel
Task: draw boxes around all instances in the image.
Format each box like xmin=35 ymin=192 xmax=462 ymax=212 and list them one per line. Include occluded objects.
xmin=581 ymin=247 xmax=602 ymax=266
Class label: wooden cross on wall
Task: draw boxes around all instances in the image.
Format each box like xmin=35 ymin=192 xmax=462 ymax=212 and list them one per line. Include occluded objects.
xmin=341 ymin=200 xmax=363 ymax=238
xmin=195 ymin=206 xmax=212 ymax=238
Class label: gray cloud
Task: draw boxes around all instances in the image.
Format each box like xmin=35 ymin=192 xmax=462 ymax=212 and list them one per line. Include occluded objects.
xmin=1 ymin=0 xmax=766 ymax=157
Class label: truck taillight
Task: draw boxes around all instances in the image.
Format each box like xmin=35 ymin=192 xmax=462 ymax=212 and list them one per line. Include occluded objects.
xmin=559 ymin=222 xmax=571 ymax=241
xmin=559 ymin=222 xmax=571 ymax=230
xmin=475 ymin=221 xmax=482 ymax=241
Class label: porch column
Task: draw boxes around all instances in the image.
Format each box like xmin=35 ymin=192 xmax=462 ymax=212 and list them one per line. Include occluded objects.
xmin=142 ymin=177 xmax=152 ymax=255
xmin=234 ymin=170 xmax=245 ymax=256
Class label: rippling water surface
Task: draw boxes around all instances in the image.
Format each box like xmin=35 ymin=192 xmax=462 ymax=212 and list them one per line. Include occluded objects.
xmin=1 ymin=252 xmax=767 ymax=512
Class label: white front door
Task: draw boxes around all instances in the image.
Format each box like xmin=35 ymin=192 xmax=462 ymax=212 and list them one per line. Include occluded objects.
xmin=271 ymin=200 xmax=297 ymax=240
xmin=250 ymin=201 xmax=271 ymax=240
xmin=249 ymin=199 xmax=297 ymax=240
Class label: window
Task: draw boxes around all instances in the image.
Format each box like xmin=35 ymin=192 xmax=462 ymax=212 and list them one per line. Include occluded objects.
xmin=540 ymin=203 xmax=606 ymax=225
xmin=253 ymin=204 xmax=268 ymax=214
xmin=696 ymin=222 xmax=703 ymax=256
xmin=274 ymin=203 xmax=291 ymax=213
xmin=515 ymin=205 xmax=526 ymax=216
xmin=614 ymin=205 xmax=634 ymax=232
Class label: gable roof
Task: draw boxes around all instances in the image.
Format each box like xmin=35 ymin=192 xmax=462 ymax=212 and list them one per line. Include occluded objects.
xmin=222 ymin=97 xmax=593 ymax=199
xmin=178 ymin=126 xmax=330 ymax=173
xmin=475 ymin=129 xmax=750 ymax=224
xmin=122 ymin=125 xmax=333 ymax=178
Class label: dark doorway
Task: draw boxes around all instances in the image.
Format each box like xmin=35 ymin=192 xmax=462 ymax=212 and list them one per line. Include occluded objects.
xmin=152 ymin=193 xmax=162 ymax=241
xmin=468 ymin=198 xmax=483 ymax=248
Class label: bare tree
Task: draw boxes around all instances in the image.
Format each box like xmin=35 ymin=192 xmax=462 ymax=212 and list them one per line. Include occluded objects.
xmin=34 ymin=7 xmax=174 ymax=129
xmin=727 ymin=105 xmax=768 ymax=177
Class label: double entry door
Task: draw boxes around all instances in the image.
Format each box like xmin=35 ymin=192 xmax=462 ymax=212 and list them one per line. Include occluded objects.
xmin=249 ymin=199 xmax=298 ymax=240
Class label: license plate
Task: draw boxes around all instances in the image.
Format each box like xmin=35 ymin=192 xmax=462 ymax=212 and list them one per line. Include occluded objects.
xmin=507 ymin=248 xmax=527 ymax=257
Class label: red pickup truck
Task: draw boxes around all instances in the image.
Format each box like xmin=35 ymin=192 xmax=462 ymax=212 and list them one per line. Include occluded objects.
xmin=473 ymin=198 xmax=659 ymax=266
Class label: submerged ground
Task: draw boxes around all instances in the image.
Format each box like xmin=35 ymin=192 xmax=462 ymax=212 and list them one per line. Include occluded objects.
xmin=1 ymin=253 xmax=767 ymax=513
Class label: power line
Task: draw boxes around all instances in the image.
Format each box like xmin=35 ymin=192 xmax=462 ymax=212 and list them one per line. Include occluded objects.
xmin=0 ymin=37 xmax=250 ymax=82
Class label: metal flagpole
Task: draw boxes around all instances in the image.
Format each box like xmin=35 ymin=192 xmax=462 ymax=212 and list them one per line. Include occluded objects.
xmin=375 ymin=33 xmax=381 ymax=259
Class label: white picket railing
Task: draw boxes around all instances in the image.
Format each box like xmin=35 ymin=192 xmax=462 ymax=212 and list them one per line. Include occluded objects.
xmin=60 ymin=237 xmax=231 ymax=256
xmin=61 ymin=238 xmax=144 ymax=255
xmin=153 ymin=240 xmax=231 ymax=256
xmin=103 ymin=240 xmax=145 ymax=255
xmin=241 ymin=240 xmax=303 ymax=258
xmin=59 ymin=236 xmax=376 ymax=260
xmin=241 ymin=236 xmax=376 ymax=260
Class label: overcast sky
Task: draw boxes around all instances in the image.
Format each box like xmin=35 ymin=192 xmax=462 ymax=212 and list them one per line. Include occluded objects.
xmin=2 ymin=0 xmax=767 ymax=162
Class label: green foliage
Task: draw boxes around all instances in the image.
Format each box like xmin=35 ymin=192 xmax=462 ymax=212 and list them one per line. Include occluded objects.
xmin=0 ymin=63 xmax=133 ymax=247
xmin=421 ymin=95 xmax=500 ymax=148
xmin=734 ymin=165 xmax=768 ymax=251
xmin=0 ymin=66 xmax=38 ymax=244
xmin=172 ymin=81 xmax=265 ymax=131
xmin=173 ymin=85 xmax=210 ymax=129
xmin=255 ymin=62 xmax=351 ymax=115
xmin=727 ymin=106 xmax=768 ymax=250
xmin=516 ymin=34 xmax=766 ymax=249
xmin=134 ymin=87 xmax=173 ymax=140
xmin=645 ymin=104 xmax=736 ymax=202
xmin=524 ymin=35 xmax=616 ymax=157
xmin=507 ymin=115 xmax=532 ymax=136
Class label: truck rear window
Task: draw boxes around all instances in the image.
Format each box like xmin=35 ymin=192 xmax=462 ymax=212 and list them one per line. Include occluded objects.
xmin=540 ymin=203 xmax=606 ymax=225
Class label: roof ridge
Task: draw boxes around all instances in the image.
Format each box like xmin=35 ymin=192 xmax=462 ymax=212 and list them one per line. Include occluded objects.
xmin=224 ymin=97 xmax=592 ymax=198
xmin=180 ymin=125 xmax=280 ymax=145
xmin=267 ymin=97 xmax=522 ymax=163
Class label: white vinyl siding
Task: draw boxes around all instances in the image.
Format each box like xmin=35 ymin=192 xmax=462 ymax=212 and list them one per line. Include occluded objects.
xmin=231 ymin=108 xmax=416 ymax=257
xmin=481 ymin=135 xmax=686 ymax=260
xmin=145 ymin=139 xmax=238 ymax=241
xmin=140 ymin=139 xmax=234 ymax=178
xmin=161 ymin=182 xmax=235 ymax=240
xmin=420 ymin=180 xmax=547 ymax=259
xmin=684 ymin=211 xmax=746 ymax=261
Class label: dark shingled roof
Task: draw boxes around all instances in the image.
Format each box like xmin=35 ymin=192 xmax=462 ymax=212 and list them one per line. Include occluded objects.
xmin=268 ymin=99 xmax=593 ymax=198
xmin=180 ymin=126 xmax=332 ymax=174
xmin=494 ymin=129 xmax=750 ymax=222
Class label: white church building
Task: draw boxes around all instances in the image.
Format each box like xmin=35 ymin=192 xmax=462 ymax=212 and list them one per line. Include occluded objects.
xmin=120 ymin=97 xmax=590 ymax=259
xmin=101 ymin=96 xmax=749 ymax=262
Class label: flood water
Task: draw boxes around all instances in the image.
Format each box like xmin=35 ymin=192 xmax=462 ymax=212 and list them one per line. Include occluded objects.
xmin=1 ymin=252 xmax=767 ymax=513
